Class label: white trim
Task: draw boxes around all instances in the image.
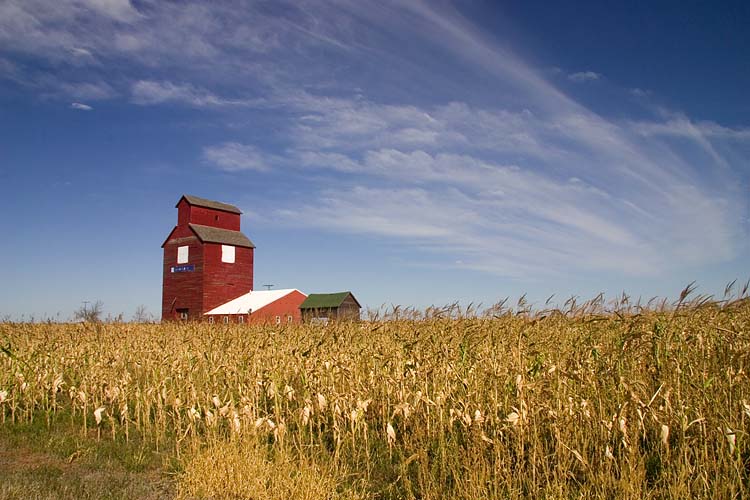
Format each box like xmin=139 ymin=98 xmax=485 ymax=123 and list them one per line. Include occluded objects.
xmin=221 ymin=245 xmax=235 ymax=263
xmin=177 ymin=246 xmax=189 ymax=264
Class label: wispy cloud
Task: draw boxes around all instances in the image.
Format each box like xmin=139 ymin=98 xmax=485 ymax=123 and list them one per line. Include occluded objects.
xmin=275 ymin=185 xmax=655 ymax=278
xmin=3 ymin=0 xmax=747 ymax=280
xmin=70 ymin=102 xmax=92 ymax=110
xmin=632 ymin=116 xmax=750 ymax=141
xmin=59 ymin=81 xmax=115 ymax=100
xmin=323 ymin=151 xmax=731 ymax=273
xmin=132 ymin=80 xmax=219 ymax=107
xmin=202 ymin=143 xmax=273 ymax=172
xmin=68 ymin=46 xmax=94 ymax=58
xmin=204 ymin=90 xmax=743 ymax=275
xmin=568 ymin=71 xmax=601 ymax=83
xmin=201 ymin=3 xmax=745 ymax=277
xmin=130 ymin=80 xmax=264 ymax=107
xmin=0 ymin=1 xmax=283 ymax=101
xmin=75 ymin=0 xmax=141 ymax=22
xmin=629 ymin=87 xmax=651 ymax=98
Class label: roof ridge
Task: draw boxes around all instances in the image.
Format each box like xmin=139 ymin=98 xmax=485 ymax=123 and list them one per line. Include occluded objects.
xmin=300 ymin=291 xmax=358 ymax=309
xmin=204 ymin=288 xmax=305 ymax=315
xmin=180 ymin=194 xmax=242 ymax=214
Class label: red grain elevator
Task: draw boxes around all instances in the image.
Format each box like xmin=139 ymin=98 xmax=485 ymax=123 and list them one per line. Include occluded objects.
xmin=161 ymin=195 xmax=255 ymax=321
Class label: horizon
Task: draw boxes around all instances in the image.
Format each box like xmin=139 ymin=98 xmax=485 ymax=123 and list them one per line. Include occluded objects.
xmin=1 ymin=1 xmax=749 ymax=320
xmin=5 ymin=279 xmax=748 ymax=323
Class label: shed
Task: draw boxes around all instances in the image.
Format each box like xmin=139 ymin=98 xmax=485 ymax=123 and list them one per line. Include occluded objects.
xmin=299 ymin=291 xmax=361 ymax=323
xmin=204 ymin=289 xmax=307 ymax=325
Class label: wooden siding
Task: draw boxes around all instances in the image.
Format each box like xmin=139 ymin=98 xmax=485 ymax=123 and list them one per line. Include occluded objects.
xmin=161 ymin=229 xmax=204 ymax=321
xmin=177 ymin=198 xmax=241 ymax=231
xmin=248 ymin=289 xmax=306 ymax=324
xmin=339 ymin=295 xmax=360 ymax=319
xmin=202 ymin=243 xmax=254 ymax=313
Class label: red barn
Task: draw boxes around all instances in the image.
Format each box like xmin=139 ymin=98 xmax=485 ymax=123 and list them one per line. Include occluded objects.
xmin=203 ymin=289 xmax=307 ymax=325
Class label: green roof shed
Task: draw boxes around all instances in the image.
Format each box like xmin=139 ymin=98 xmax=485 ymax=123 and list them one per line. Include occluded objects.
xmin=299 ymin=291 xmax=361 ymax=322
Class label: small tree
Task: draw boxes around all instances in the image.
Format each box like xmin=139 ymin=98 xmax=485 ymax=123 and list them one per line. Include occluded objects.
xmin=132 ymin=304 xmax=152 ymax=323
xmin=74 ymin=300 xmax=104 ymax=323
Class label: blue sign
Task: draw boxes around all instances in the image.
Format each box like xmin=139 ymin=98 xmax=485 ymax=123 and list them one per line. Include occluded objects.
xmin=171 ymin=265 xmax=195 ymax=273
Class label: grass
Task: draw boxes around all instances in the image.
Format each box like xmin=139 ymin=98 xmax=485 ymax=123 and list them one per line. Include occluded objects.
xmin=0 ymin=411 xmax=174 ymax=499
xmin=1 ymin=291 xmax=749 ymax=499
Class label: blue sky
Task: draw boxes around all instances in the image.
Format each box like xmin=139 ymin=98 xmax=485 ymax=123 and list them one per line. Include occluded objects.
xmin=1 ymin=0 xmax=749 ymax=320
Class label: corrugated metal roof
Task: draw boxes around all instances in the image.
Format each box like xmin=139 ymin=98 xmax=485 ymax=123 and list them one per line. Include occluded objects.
xmin=205 ymin=289 xmax=305 ymax=315
xmin=189 ymin=224 xmax=255 ymax=248
xmin=180 ymin=194 xmax=242 ymax=214
xmin=299 ymin=292 xmax=358 ymax=309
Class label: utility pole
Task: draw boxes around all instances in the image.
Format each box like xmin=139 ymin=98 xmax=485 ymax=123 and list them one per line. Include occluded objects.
xmin=263 ymin=284 xmax=274 ymax=291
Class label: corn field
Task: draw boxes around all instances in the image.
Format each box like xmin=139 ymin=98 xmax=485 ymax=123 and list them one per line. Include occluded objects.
xmin=1 ymin=294 xmax=749 ymax=499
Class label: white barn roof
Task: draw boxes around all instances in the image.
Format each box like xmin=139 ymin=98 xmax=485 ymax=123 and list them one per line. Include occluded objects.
xmin=204 ymin=289 xmax=305 ymax=315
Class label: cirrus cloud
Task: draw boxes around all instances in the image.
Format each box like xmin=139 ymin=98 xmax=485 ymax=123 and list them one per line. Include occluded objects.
xmin=202 ymin=143 xmax=273 ymax=172
xmin=2 ymin=0 xmax=747 ymax=282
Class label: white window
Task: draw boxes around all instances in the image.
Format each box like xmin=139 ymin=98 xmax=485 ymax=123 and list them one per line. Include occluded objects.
xmin=287 ymin=315 xmax=293 ymax=324
xmin=208 ymin=316 xmax=214 ymax=324
xmin=177 ymin=246 xmax=189 ymax=264
xmin=238 ymin=316 xmax=245 ymax=324
xmin=223 ymin=316 xmax=229 ymax=324
xmin=275 ymin=315 xmax=281 ymax=325
xmin=221 ymin=245 xmax=235 ymax=263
